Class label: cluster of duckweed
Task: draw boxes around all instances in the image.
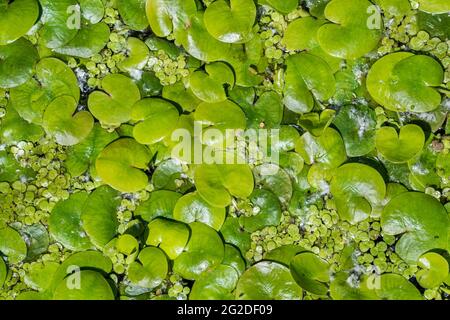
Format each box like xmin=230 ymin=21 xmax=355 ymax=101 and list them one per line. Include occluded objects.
xmin=146 ymin=51 xmax=189 ymax=86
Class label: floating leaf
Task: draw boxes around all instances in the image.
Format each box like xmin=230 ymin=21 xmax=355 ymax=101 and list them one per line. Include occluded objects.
xmin=222 ymin=244 xmax=246 ymax=275
xmin=381 ymin=192 xmax=449 ymax=263
xmin=24 ymin=261 xmax=59 ymax=292
xmin=376 ymin=274 xmax=423 ymax=300
xmin=375 ymin=124 xmax=425 ymax=163
xmin=330 ymin=272 xmax=378 ymax=300
xmin=146 ymin=218 xmax=190 ymax=260
xmin=128 ymin=247 xmax=168 ymax=289
xmin=417 ymin=0 xmax=450 ymax=14
xmin=96 ymin=138 xmax=152 ymax=193
xmin=118 ymin=37 xmax=150 ymax=73
xmin=416 ymin=252 xmax=449 ymax=289
xmin=88 ymin=74 xmax=141 ymax=127
xmin=220 ymin=217 xmax=252 ymax=255
xmin=135 ymin=190 xmax=182 ymax=222
xmin=236 ymin=261 xmax=303 ymax=300
xmin=117 ymin=0 xmax=149 ymax=30
xmin=0 ymin=150 xmax=35 ymax=183
xmin=204 ymin=0 xmax=256 ymax=43
xmin=20 ymin=224 xmax=49 ymax=262
xmin=0 ymin=0 xmax=39 ymax=45
xmin=290 ymin=252 xmax=330 ymax=295
xmin=0 ymin=256 xmax=7 ymax=288
xmin=162 ymin=81 xmax=202 ymax=112
xmin=265 ymin=245 xmax=306 ymax=266
xmin=0 ymin=226 xmax=27 ymax=264
xmin=190 ymin=265 xmax=239 ymax=300
xmin=53 ymin=270 xmax=115 ymax=300
xmin=0 ymin=105 xmax=44 ymax=144
xmin=367 ymin=53 xmax=444 ymax=113
xmin=253 ymin=164 xmax=293 ymax=205
xmin=174 ymin=192 xmax=226 ymax=230
xmin=299 ymin=109 xmax=336 ymax=137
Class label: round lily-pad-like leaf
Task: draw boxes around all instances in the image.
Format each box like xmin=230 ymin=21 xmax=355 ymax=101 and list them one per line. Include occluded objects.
xmin=163 ymin=81 xmax=202 ymax=112
xmin=174 ymin=192 xmax=226 ymax=230
xmin=10 ymin=58 xmax=80 ymax=125
xmin=117 ymin=0 xmax=149 ymax=30
xmin=0 ymin=0 xmax=39 ymax=45
xmin=146 ymin=218 xmax=190 ymax=260
xmin=118 ymin=37 xmax=150 ymax=73
xmin=189 ymin=62 xmax=235 ymax=103
xmin=222 ymin=244 xmax=246 ymax=275
xmin=330 ymin=272 xmax=378 ymax=300
xmin=131 ymin=98 xmax=179 ymax=145
xmin=49 ymin=192 xmax=93 ymax=251
xmin=24 ymin=261 xmax=59 ymax=292
xmin=375 ymin=274 xmax=423 ymax=300
xmin=220 ymin=217 xmax=252 ymax=255
xmin=195 ymin=163 xmax=254 ymax=208
xmin=416 ymin=252 xmax=449 ymax=289
xmin=253 ymin=164 xmax=293 ymax=205
xmin=381 ymin=192 xmax=449 ymax=263
xmin=295 ymin=127 xmax=347 ymax=169
xmin=135 ymin=190 xmax=182 ymax=222
xmin=174 ymin=222 xmax=224 ymax=280
xmin=0 ymin=105 xmax=44 ymax=145
xmin=53 ymin=270 xmax=115 ymax=300
xmin=290 ymin=252 xmax=330 ymax=295
xmin=88 ymin=74 xmax=141 ymax=127
xmin=283 ymin=53 xmax=336 ymax=114
xmin=331 ymin=163 xmax=386 ymax=223
xmin=190 ymin=265 xmax=239 ymax=300
xmin=0 ymin=151 xmax=35 ymax=183
xmin=236 ymin=261 xmax=303 ymax=300
xmin=95 ymin=138 xmax=152 ymax=193
xmin=239 ymin=189 xmax=282 ymax=233
xmin=81 ymin=186 xmax=121 ymax=248
xmin=43 ymin=95 xmax=94 ymax=146
xmin=0 ymin=256 xmax=7 ymax=288
xmin=128 ymin=247 xmax=168 ymax=289
xmin=375 ymin=124 xmax=425 ymax=163
xmin=333 ymin=105 xmax=377 ymax=157
xmin=0 ymin=226 xmax=27 ymax=264
xmin=264 ymin=245 xmax=306 ymax=266
xmin=204 ymin=0 xmax=256 ymax=44
xmin=367 ymin=52 xmax=444 ymax=113
xmin=0 ymin=38 xmax=39 ymax=88
xmin=374 ymin=0 xmax=411 ymax=16
xmin=298 ymin=109 xmax=336 ymax=137
xmin=417 ymin=0 xmax=450 ymax=13
xmin=317 ymin=0 xmax=382 ymax=59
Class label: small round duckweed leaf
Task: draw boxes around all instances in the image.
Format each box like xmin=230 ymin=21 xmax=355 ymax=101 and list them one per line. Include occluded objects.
xmin=146 ymin=218 xmax=190 ymax=260
xmin=204 ymin=0 xmax=256 ymax=44
xmin=290 ymin=252 xmax=330 ymax=295
xmin=10 ymin=58 xmax=80 ymax=125
xmin=317 ymin=0 xmax=382 ymax=59
xmin=190 ymin=265 xmax=239 ymax=300
xmin=0 ymin=226 xmax=27 ymax=264
xmin=0 ymin=256 xmax=7 ymax=288
xmin=416 ymin=252 xmax=449 ymax=289
xmin=0 ymin=0 xmax=39 ymax=45
xmin=49 ymin=192 xmax=93 ymax=251
xmin=220 ymin=217 xmax=252 ymax=255
xmin=81 ymin=186 xmax=121 ymax=249
xmin=128 ymin=247 xmax=168 ymax=289
xmin=298 ymin=109 xmax=336 ymax=137
xmin=174 ymin=192 xmax=226 ymax=230
xmin=195 ymin=164 xmax=254 ymax=208
xmin=118 ymin=37 xmax=150 ymax=73
xmin=0 ymin=38 xmax=39 ymax=88
xmin=417 ymin=0 xmax=450 ymax=13
xmin=260 ymin=0 xmax=299 ymax=14
xmin=189 ymin=62 xmax=235 ymax=103
xmin=135 ymin=191 xmax=182 ymax=222
xmin=283 ymin=53 xmax=336 ymax=114
xmin=367 ymin=53 xmax=444 ymax=113
xmin=88 ymin=74 xmax=141 ymax=127
xmin=236 ymin=261 xmax=303 ymax=300
xmin=333 ymin=105 xmax=377 ymax=157
xmin=331 ymin=163 xmax=386 ymax=223
xmin=117 ymin=0 xmax=149 ymax=30
xmin=376 ymin=274 xmax=423 ymax=300
xmin=375 ymin=125 xmax=425 ymax=163
xmin=131 ymin=98 xmax=179 ymax=145
xmin=65 ymin=124 xmax=119 ymax=177
xmin=239 ymin=189 xmax=282 ymax=233
xmin=54 ymin=270 xmax=115 ymax=300
xmin=295 ymin=127 xmax=347 ymax=169
xmin=43 ymin=95 xmax=94 ymax=146
xmin=174 ymin=222 xmax=225 ymax=280
xmin=96 ymin=138 xmax=152 ymax=193
xmin=381 ymin=192 xmax=449 ymax=263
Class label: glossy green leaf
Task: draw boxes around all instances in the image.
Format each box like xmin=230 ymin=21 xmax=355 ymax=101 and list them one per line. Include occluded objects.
xmin=0 ymin=256 xmax=6 ymax=288
xmin=220 ymin=217 xmax=252 ymax=255
xmin=135 ymin=190 xmax=182 ymax=222
xmin=299 ymin=109 xmax=336 ymax=137
xmin=376 ymin=274 xmax=423 ymax=300
xmin=0 ymin=105 xmax=44 ymax=144
xmin=20 ymin=224 xmax=49 ymax=262
xmin=417 ymin=0 xmax=450 ymax=13
xmin=190 ymin=265 xmax=239 ymax=300
xmin=146 ymin=218 xmax=190 ymax=260
xmin=24 ymin=261 xmax=59 ymax=292
xmin=117 ymin=0 xmax=149 ymax=30
xmin=118 ymin=37 xmax=150 ymax=73
xmin=253 ymin=164 xmax=293 ymax=205
xmin=128 ymin=247 xmax=168 ymax=289
xmin=416 ymin=252 xmax=449 ymax=289
xmin=53 ymin=270 xmax=115 ymax=300
xmin=0 ymin=0 xmax=39 ymax=45
xmin=0 ymin=226 xmax=27 ymax=264
xmin=265 ymin=245 xmax=306 ymax=266
xmin=290 ymin=252 xmax=330 ymax=295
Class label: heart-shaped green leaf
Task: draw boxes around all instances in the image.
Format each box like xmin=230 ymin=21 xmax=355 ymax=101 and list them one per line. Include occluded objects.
xmin=48 ymin=192 xmax=93 ymax=251
xmin=128 ymin=247 xmax=168 ymax=289
xmin=174 ymin=192 xmax=226 ymax=230
xmin=331 ymin=163 xmax=386 ymax=223
xmin=330 ymin=272 xmax=378 ymax=300
xmin=135 ymin=190 xmax=182 ymax=222
xmin=223 ymin=244 xmax=246 ymax=275
xmin=299 ymin=109 xmax=336 ymax=137
xmin=195 ymin=163 xmax=254 ymax=207
xmin=117 ymin=0 xmax=149 ymax=31
xmin=146 ymin=218 xmax=190 ymax=260
xmin=190 ymin=265 xmax=239 ymax=300
xmin=367 ymin=53 xmax=444 ymax=113
xmin=374 ymin=0 xmax=411 ymax=16
xmin=173 ymin=222 xmax=224 ymax=280
xmin=24 ymin=261 xmax=59 ymax=292
xmin=88 ymin=74 xmax=141 ymax=127
xmin=0 ymin=0 xmax=39 ymax=45
xmin=317 ymin=0 xmax=383 ymax=59
xmin=0 ymin=225 xmax=27 ymax=264
xmin=43 ymin=95 xmax=94 ymax=146
xmin=333 ymin=105 xmax=377 ymax=157
xmin=204 ymin=0 xmax=256 ymax=43
xmin=220 ymin=217 xmax=252 ymax=256
xmin=283 ymin=53 xmax=336 ymax=114
xmin=375 ymin=124 xmax=425 ymax=163
xmin=290 ymin=252 xmax=330 ymax=295
xmin=163 ymin=81 xmax=202 ymax=112
xmin=375 ymin=274 xmax=423 ymax=300
xmin=95 ymin=138 xmax=152 ymax=193
xmin=0 ymin=105 xmax=44 ymax=145
xmin=253 ymin=164 xmax=293 ymax=205
xmin=118 ymin=37 xmax=150 ymax=73
xmin=131 ymin=98 xmax=179 ymax=145
xmin=236 ymin=261 xmax=303 ymax=300
xmin=381 ymin=192 xmax=449 ymax=263
xmin=416 ymin=252 xmax=449 ymax=289
xmin=417 ymin=0 xmax=450 ymax=13
xmin=264 ymin=245 xmax=306 ymax=266
xmin=0 ymin=38 xmax=39 ymax=88
xmin=10 ymin=58 xmax=80 ymax=125
xmin=53 ymin=270 xmax=115 ymax=300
